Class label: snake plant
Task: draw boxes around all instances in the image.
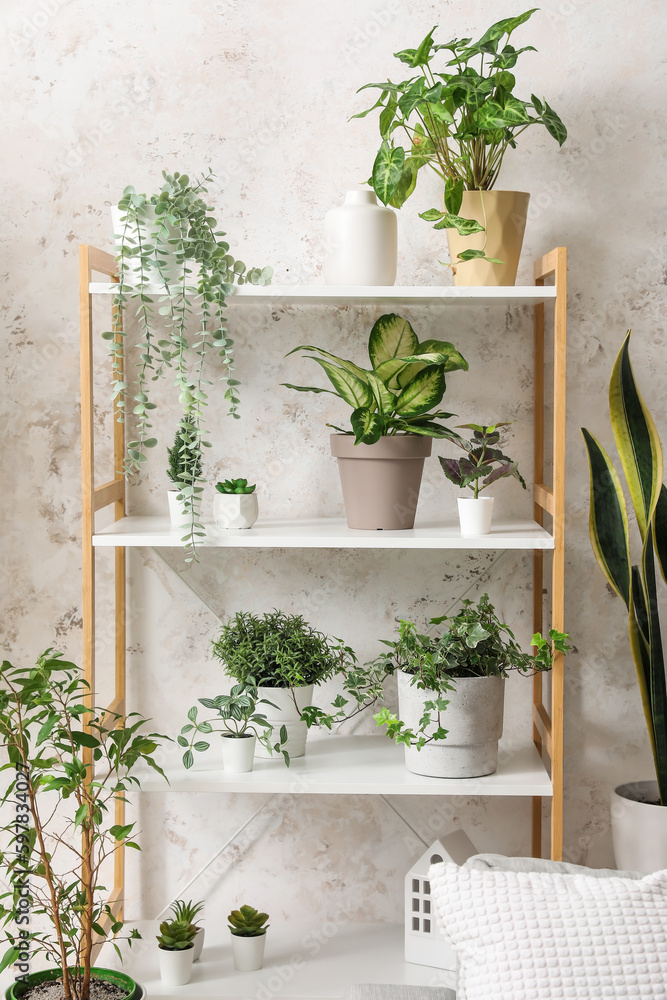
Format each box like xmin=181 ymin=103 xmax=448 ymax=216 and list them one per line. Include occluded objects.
xmin=582 ymin=332 xmax=667 ymax=805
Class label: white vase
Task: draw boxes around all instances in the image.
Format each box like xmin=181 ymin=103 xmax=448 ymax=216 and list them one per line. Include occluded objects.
xmin=167 ymin=489 xmax=188 ymax=525
xmin=397 ymin=670 xmax=505 ymax=778
xmin=111 ymin=205 xmax=192 ymax=286
xmin=213 ymin=492 xmax=259 ymax=529
xmin=323 ymin=189 xmax=397 ymax=286
xmin=192 ymin=927 xmax=205 ymax=962
xmin=254 ymin=684 xmax=314 ymax=759
xmin=457 ymin=496 xmax=495 ymax=535
xmin=611 ymin=781 xmax=667 ymax=873
xmin=221 ymin=733 xmax=256 ymax=773
xmin=158 ymin=946 xmax=194 ymax=986
xmin=231 ymin=933 xmax=266 ymax=972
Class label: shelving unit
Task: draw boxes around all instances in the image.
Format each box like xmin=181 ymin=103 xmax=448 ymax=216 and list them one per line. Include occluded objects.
xmin=80 ymin=244 xmax=566 ymax=988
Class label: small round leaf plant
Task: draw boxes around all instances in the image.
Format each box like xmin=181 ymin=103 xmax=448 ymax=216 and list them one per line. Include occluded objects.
xmin=156 ymin=919 xmax=197 ymax=951
xmin=228 ymin=905 xmax=269 ymax=937
xmin=215 ymin=478 xmax=256 ymax=495
xmin=352 ymin=9 xmax=567 ymax=267
xmin=104 ymin=169 xmax=273 ymax=561
xmin=438 ymin=422 xmax=526 ymax=498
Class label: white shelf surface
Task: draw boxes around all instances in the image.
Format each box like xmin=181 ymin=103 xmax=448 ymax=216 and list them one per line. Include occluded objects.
xmin=89 ymin=281 xmax=556 ymax=306
xmin=137 ymin=735 xmax=552 ymax=797
xmin=92 ymin=515 xmax=554 ymax=550
xmin=100 ymin=921 xmax=457 ymax=998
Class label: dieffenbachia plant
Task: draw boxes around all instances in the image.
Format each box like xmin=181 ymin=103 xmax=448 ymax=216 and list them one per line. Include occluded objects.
xmin=438 ymin=422 xmax=526 ymax=498
xmin=284 ymin=313 xmax=468 ymax=444
xmin=582 ymin=332 xmax=667 ymax=805
xmin=105 ymin=169 xmax=273 ymax=561
xmin=352 ymin=9 xmax=567 ymax=265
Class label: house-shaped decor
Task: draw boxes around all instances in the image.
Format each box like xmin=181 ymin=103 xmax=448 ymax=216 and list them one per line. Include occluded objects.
xmin=405 ymin=830 xmax=477 ymax=969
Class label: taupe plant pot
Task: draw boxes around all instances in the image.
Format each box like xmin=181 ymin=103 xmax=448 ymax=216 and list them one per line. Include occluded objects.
xmin=397 ymin=670 xmax=505 ymax=778
xmin=446 ymin=190 xmax=530 ymax=287
xmin=330 ymin=434 xmax=432 ymax=530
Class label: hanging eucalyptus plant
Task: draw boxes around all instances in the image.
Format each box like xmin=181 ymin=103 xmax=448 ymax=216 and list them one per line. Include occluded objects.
xmin=104 ymin=169 xmax=273 ymax=561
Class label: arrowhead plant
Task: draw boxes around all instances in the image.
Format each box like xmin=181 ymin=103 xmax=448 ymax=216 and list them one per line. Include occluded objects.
xmin=283 ymin=313 xmax=468 ymax=445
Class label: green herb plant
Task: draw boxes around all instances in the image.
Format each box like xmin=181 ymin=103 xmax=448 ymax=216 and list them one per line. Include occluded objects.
xmin=104 ymin=169 xmax=273 ymax=561
xmin=439 ymin=422 xmax=526 ymax=498
xmin=215 ymin=478 xmax=257 ymax=495
xmin=582 ymin=332 xmax=667 ymax=804
xmin=353 ymin=9 xmax=567 ymax=267
xmin=228 ymin=905 xmax=269 ymax=937
xmin=179 ymin=678 xmax=290 ymax=767
xmin=284 ymin=313 xmax=468 ymax=444
xmin=0 ymin=650 xmax=168 ymax=1000
xmin=156 ymin=919 xmax=197 ymax=951
xmin=372 ymin=594 xmax=571 ymax=748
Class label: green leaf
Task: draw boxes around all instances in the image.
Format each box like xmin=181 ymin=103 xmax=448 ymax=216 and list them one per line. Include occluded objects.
xmin=71 ymin=730 xmax=101 ymax=749
xmin=430 ymin=213 xmax=485 ymax=237
xmin=369 ymin=314 xmax=418 ymax=368
xmin=307 ymin=358 xmax=373 ymax=409
xmin=394 ymin=366 xmax=446 ymax=417
xmin=653 ymin=484 xmax=667 ymax=583
xmin=372 ymin=141 xmax=405 ymax=206
xmin=541 ymin=100 xmax=568 ymax=146
xmin=389 ymin=158 xmax=419 ymax=209
xmin=0 ymin=947 xmax=19 ymax=974
xmin=444 ymin=177 xmax=463 ymax=216
xmin=351 ymin=407 xmax=384 ymax=445
xmin=581 ymin=428 xmax=631 ymax=606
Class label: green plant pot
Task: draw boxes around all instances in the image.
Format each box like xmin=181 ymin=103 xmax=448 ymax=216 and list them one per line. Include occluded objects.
xmin=6 ymin=967 xmax=140 ymax=1000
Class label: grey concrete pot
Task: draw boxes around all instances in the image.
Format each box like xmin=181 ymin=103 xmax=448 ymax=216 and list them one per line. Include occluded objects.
xmin=330 ymin=434 xmax=432 ymax=530
xmin=397 ymin=670 xmax=505 ymax=778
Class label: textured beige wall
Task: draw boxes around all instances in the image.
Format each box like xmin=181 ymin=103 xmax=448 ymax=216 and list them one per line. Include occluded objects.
xmin=2 ymin=0 xmax=667 ymax=943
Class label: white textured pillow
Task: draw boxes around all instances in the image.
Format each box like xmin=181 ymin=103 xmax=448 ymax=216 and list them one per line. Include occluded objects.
xmin=429 ymin=862 xmax=667 ymax=999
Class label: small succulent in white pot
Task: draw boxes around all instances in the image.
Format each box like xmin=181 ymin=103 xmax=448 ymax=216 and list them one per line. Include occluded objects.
xmin=156 ymin=919 xmax=197 ymax=986
xmin=228 ymin=905 xmax=269 ymax=972
xmin=213 ymin=478 xmax=258 ymax=529
xmin=168 ymin=900 xmax=205 ymax=962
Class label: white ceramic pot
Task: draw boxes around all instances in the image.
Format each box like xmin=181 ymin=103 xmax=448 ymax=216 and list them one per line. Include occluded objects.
xmin=213 ymin=492 xmax=259 ymax=529
xmin=397 ymin=670 xmax=505 ymax=778
xmin=192 ymin=927 xmax=205 ymax=962
xmin=111 ymin=205 xmax=190 ymax=286
xmin=254 ymin=684 xmax=314 ymax=759
xmin=323 ymin=189 xmax=397 ymax=286
xmin=611 ymin=781 xmax=667 ymax=873
xmin=158 ymin=945 xmax=194 ymax=986
xmin=221 ymin=733 xmax=256 ymax=773
xmin=167 ymin=489 xmax=188 ymax=525
xmin=231 ymin=932 xmax=266 ymax=972
xmin=457 ymin=496 xmax=495 ymax=536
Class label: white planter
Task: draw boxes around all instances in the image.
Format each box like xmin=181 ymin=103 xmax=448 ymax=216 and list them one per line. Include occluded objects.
xmin=158 ymin=946 xmax=194 ymax=986
xmin=611 ymin=781 xmax=667 ymax=873
xmin=111 ymin=205 xmax=192 ymax=286
xmin=167 ymin=489 xmax=188 ymax=525
xmin=192 ymin=927 xmax=205 ymax=962
xmin=213 ymin=492 xmax=259 ymax=529
xmin=457 ymin=496 xmax=495 ymax=536
xmin=221 ymin=733 xmax=256 ymax=773
xmin=397 ymin=670 xmax=505 ymax=778
xmin=254 ymin=684 xmax=314 ymax=759
xmin=231 ymin=932 xmax=266 ymax=972
xmin=324 ymin=189 xmax=397 ymax=286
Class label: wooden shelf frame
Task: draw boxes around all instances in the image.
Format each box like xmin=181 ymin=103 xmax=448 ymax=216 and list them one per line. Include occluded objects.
xmin=79 ymin=246 xmax=567 ymax=925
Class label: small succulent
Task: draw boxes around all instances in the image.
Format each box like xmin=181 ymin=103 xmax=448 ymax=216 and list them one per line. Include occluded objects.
xmin=215 ymin=478 xmax=256 ymax=495
xmin=228 ymin=904 xmax=269 ymax=937
xmin=156 ymin=918 xmax=198 ymax=951
xmin=169 ymin=899 xmax=204 ymax=928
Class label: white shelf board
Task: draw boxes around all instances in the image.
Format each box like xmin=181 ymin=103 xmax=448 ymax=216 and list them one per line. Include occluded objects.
xmin=100 ymin=920 xmax=457 ymax=997
xmin=137 ymin=735 xmax=552 ymax=797
xmin=92 ymin=515 xmax=554 ymax=550
xmin=89 ymin=281 xmax=557 ymax=306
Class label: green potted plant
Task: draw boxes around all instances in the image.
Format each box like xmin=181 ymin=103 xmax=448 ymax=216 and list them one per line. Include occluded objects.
xmin=213 ymin=478 xmax=258 ymax=530
xmin=156 ymin=918 xmax=197 ymax=987
xmin=582 ymin=331 xmax=667 ymax=873
xmin=438 ymin=422 xmax=526 ymax=534
xmin=284 ymin=313 xmax=468 ymax=528
xmin=166 ymin=415 xmax=203 ymax=527
xmin=167 ymin=900 xmax=205 ymax=962
xmin=0 ymin=650 xmax=167 ymax=1000
xmin=179 ymin=678 xmax=287 ymax=772
xmin=212 ymin=611 xmax=357 ymax=759
xmin=227 ymin=905 xmax=269 ymax=972
xmin=353 ymin=9 xmax=567 ymax=285
xmin=372 ymin=594 xmax=570 ymax=778
xmin=105 ymin=169 xmax=273 ymax=561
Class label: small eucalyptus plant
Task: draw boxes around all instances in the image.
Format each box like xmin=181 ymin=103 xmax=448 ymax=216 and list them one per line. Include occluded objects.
xmin=167 ymin=415 xmax=204 ymax=518
xmin=105 ymin=169 xmax=273 ymax=561
xmin=439 ymin=422 xmax=526 ymax=498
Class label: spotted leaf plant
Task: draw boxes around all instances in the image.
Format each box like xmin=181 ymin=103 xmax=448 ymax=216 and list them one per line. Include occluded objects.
xmin=104 ymin=169 xmax=273 ymax=561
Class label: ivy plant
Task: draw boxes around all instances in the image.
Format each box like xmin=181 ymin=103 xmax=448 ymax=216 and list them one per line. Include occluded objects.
xmin=353 ymin=10 xmax=567 ymax=265
xmin=104 ymin=169 xmax=273 ymax=561
xmin=284 ymin=313 xmax=468 ymax=444
xmin=439 ymin=422 xmax=526 ymax=498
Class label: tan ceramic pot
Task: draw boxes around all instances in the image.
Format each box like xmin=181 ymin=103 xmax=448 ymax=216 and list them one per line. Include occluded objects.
xmin=446 ymin=190 xmax=530 ymax=286
xmin=330 ymin=434 xmax=432 ymax=530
